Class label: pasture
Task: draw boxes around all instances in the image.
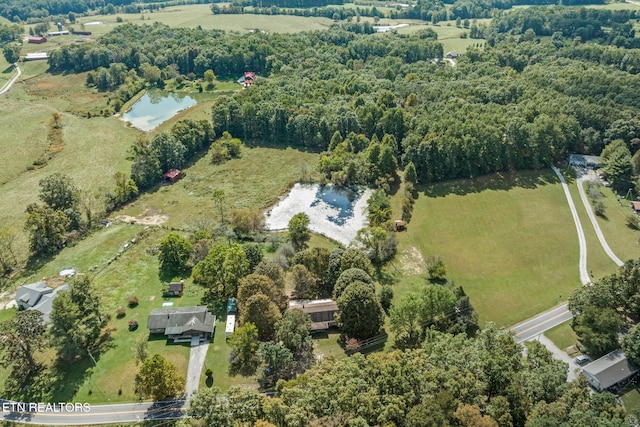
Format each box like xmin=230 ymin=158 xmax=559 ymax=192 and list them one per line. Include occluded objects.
xmin=394 ymin=170 xmax=582 ymax=327
xmin=72 ymin=4 xmax=334 ymax=34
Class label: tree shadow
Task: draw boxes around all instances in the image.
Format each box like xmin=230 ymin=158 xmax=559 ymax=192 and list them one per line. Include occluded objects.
xmin=48 ymin=357 xmax=95 ymax=402
xmin=2 ymin=65 xmax=14 ymax=74
xmin=420 ymin=169 xmax=559 ymax=198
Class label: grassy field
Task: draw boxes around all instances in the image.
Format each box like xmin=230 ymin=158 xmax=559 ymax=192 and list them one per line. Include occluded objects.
xmin=117 ymin=144 xmax=319 ymax=229
xmin=393 ymin=19 xmax=489 ymax=53
xmin=588 ymin=182 xmax=640 ymax=263
xmin=70 ymin=4 xmax=334 ymax=35
xmin=545 ymin=321 xmax=578 ymax=352
xmin=393 ymin=169 xmax=583 ymax=327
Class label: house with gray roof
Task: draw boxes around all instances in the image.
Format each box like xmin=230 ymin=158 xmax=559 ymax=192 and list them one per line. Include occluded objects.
xmin=147 ymin=306 xmax=215 ymax=343
xmin=582 ymin=349 xmax=639 ymax=392
xmin=15 ymin=282 xmax=52 ymax=310
xmin=14 ymin=282 xmax=69 ymax=323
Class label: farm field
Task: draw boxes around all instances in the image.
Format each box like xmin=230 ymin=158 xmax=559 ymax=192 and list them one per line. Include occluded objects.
xmin=394 ymin=169 xmax=582 ymax=327
xmin=72 ymin=4 xmax=334 ymax=35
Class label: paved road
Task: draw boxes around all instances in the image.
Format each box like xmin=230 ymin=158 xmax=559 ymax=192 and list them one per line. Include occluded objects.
xmin=535 ymin=334 xmax=581 ymax=382
xmin=1 ymin=400 xmax=188 ymax=425
xmin=186 ymin=341 xmax=209 ymax=397
xmin=0 ymin=64 xmax=21 ymax=96
xmin=512 ymin=303 xmax=575 ymax=343
xmin=576 ymin=171 xmax=624 ymax=267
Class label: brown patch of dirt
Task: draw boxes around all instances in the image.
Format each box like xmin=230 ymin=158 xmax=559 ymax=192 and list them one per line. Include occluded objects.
xmin=33 ymin=82 xmax=57 ymax=89
xmin=148 ymin=296 xmax=156 ymax=301
xmin=398 ymin=246 xmax=427 ymax=276
xmin=45 ymin=275 xmax=68 ymax=288
xmin=115 ymin=214 xmax=168 ymax=226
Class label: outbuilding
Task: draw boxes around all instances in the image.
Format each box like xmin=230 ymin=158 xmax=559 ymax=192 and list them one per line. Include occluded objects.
xmin=289 ymin=299 xmax=339 ymax=331
xmin=28 ymin=37 xmax=47 ymax=44
xmin=162 ymin=169 xmax=182 ymax=183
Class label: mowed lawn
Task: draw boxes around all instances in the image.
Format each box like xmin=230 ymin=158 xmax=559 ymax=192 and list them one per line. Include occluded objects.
xmin=396 ymin=170 xmax=580 ymax=327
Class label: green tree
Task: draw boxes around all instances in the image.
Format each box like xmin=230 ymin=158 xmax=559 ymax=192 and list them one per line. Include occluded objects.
xmin=204 ymin=69 xmax=216 ymax=85
xmin=237 ymin=274 xmax=286 ymax=314
xmin=24 ymin=203 xmax=71 ymax=255
xmin=158 ymin=232 xmax=193 ymax=276
xmin=150 ymin=132 xmax=186 ymax=172
xmin=257 ymin=341 xmax=295 ymax=391
xmin=355 ymin=226 xmax=397 ymax=271
xmin=333 ymin=268 xmax=373 ymax=300
xmin=367 ymin=189 xmax=392 ymax=227
xmin=288 ymin=212 xmax=310 ymax=250
xmin=404 ymin=161 xmax=417 ymax=183
xmin=336 ymin=281 xmax=384 ymax=340
xmin=573 ymin=307 xmax=621 ymax=358
xmin=622 ymin=323 xmax=640 ymax=366
xmin=188 ymin=387 xmax=231 ymax=426
xmin=136 ymin=354 xmax=186 ymax=401
xmin=428 ymin=257 xmax=447 ymax=283
xmin=0 ymin=226 xmax=18 ymax=275
xmin=339 ymin=248 xmax=373 ymax=275
xmin=2 ymin=43 xmax=20 ymax=64
xmin=289 ymin=264 xmax=318 ymax=300
xmin=0 ymin=310 xmax=46 ymax=375
xmin=228 ymin=322 xmax=260 ymax=376
xmin=49 ymin=275 xmax=108 ymax=360
xmin=390 ymin=293 xmax=424 ymax=349
xmin=253 ymin=260 xmax=286 ymax=289
xmin=603 ymin=140 xmax=635 ymax=192
xmin=222 ymin=243 xmax=250 ymax=297
xmin=39 ymin=172 xmax=79 ymax=212
xmin=241 ymin=294 xmax=282 ymax=341
xmin=378 ymin=285 xmax=393 ymax=314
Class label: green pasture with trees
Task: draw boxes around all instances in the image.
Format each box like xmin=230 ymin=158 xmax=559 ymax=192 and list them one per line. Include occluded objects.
xmin=1 ymin=1 xmax=640 ymax=423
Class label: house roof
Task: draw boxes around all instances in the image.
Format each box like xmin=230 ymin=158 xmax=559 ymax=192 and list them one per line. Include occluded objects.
xmin=15 ymin=282 xmax=52 ymax=307
xmin=29 ymin=284 xmax=69 ymax=323
xmin=289 ymin=299 xmax=338 ymax=314
xmin=631 ymin=202 xmax=640 ymax=210
xmin=582 ymin=349 xmax=639 ymax=390
xmin=568 ymin=154 xmax=603 ymax=166
xmin=148 ymin=306 xmax=215 ymax=335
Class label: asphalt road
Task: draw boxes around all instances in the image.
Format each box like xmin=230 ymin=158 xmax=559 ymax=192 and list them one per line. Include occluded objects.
xmin=511 ymin=303 xmax=575 ymax=343
xmin=1 ymin=400 xmax=188 ymax=425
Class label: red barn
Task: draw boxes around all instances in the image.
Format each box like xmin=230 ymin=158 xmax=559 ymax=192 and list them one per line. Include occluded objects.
xmin=162 ymin=169 xmax=182 ymax=183
xmin=28 ymin=37 xmax=47 ymax=44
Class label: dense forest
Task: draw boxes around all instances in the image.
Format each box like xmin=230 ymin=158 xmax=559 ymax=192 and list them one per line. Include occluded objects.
xmin=43 ymin=7 xmax=640 ymax=186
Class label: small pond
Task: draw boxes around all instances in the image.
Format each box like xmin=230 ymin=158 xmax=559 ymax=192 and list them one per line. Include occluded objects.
xmin=122 ymin=90 xmax=197 ymax=132
xmin=264 ymin=183 xmax=373 ymax=246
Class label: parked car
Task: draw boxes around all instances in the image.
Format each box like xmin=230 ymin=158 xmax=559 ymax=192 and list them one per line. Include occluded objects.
xmin=575 ymin=354 xmax=592 ymax=366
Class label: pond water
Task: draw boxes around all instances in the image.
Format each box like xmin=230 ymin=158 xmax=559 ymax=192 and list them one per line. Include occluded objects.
xmin=264 ymin=183 xmax=373 ymax=246
xmin=122 ymin=90 xmax=197 ymax=131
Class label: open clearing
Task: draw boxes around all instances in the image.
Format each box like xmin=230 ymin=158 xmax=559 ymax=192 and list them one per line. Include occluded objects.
xmin=395 ymin=170 xmax=582 ymax=327
xmin=74 ymin=4 xmax=333 ymax=34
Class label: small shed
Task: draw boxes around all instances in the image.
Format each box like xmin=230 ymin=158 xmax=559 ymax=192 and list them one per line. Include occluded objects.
xmin=237 ymin=72 xmax=256 ymax=88
xmin=162 ymin=169 xmax=182 ymax=183
xmin=28 ymin=37 xmax=47 ymax=44
xmin=289 ymin=299 xmax=339 ymax=331
xmin=164 ymin=280 xmax=184 ymax=297
xmin=395 ymin=220 xmax=406 ymax=231
xmin=631 ymin=201 xmax=640 ymax=214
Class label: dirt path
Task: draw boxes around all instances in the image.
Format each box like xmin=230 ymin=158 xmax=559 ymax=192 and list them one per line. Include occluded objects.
xmin=0 ymin=64 xmax=21 ymax=96
xmin=576 ymin=171 xmax=624 ymax=267
xmin=115 ymin=214 xmax=168 ymax=226
xmin=552 ymin=166 xmax=590 ymax=285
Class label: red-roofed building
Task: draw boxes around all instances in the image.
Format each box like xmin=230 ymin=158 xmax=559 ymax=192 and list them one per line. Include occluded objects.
xmin=237 ymin=72 xmax=256 ymax=88
xmin=28 ymin=37 xmax=47 ymax=44
xmin=162 ymin=169 xmax=182 ymax=183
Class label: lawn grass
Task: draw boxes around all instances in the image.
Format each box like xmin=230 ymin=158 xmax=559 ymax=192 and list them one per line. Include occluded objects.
xmin=545 ymin=321 xmax=578 ymax=351
xmin=393 ymin=169 xmax=582 ymax=327
xmin=588 ymin=182 xmax=640 ymax=263
xmin=393 ymin=19 xmax=489 ymax=53
xmin=621 ymin=388 xmax=640 ymax=419
xmin=117 ymin=144 xmax=320 ymax=229
xmin=74 ymin=4 xmax=334 ymax=34
xmin=199 ymin=316 xmax=257 ymax=392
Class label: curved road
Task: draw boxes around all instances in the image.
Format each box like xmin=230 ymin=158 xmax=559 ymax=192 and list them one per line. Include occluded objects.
xmin=0 ymin=64 xmax=21 ymax=96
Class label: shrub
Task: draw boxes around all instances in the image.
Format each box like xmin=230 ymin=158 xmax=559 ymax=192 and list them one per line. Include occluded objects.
xmin=116 ymin=307 xmax=126 ymax=319
xmin=128 ymin=296 xmax=139 ymax=308
xmin=627 ymin=215 xmax=640 ymax=230
xmin=128 ymin=319 xmax=139 ymax=331
xmin=205 ymin=368 xmax=213 ymax=378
